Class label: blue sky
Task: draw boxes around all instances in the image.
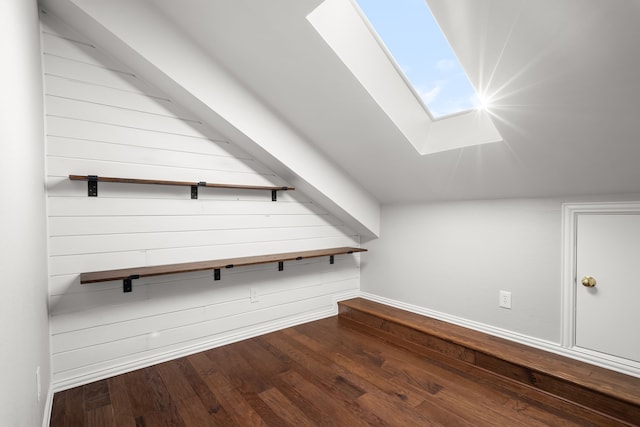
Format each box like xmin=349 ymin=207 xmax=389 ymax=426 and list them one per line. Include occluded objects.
xmin=355 ymin=0 xmax=479 ymax=118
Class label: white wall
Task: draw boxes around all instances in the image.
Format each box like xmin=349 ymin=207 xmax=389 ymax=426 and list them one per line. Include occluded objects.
xmin=362 ymin=198 xmax=570 ymax=343
xmin=362 ymin=195 xmax=640 ymax=344
xmin=42 ymin=13 xmax=361 ymax=389
xmin=49 ymin=0 xmax=380 ymax=239
xmin=0 ymin=1 xmax=51 ymax=426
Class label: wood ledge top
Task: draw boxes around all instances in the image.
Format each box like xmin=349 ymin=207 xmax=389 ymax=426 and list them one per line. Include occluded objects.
xmin=339 ymin=297 xmax=640 ymax=407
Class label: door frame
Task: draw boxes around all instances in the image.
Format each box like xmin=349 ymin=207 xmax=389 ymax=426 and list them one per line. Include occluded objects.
xmin=562 ymin=201 xmax=640 ymax=374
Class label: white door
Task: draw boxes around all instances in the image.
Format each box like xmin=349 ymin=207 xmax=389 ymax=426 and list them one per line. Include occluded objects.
xmin=575 ymin=213 xmax=640 ymax=364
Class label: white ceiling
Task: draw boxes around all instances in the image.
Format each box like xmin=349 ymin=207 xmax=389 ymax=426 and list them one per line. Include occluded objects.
xmin=44 ymin=0 xmax=640 ymax=205
xmin=145 ymin=0 xmax=640 ymax=203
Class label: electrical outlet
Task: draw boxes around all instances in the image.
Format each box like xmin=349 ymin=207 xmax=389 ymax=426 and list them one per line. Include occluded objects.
xmin=499 ymin=291 xmax=512 ymax=309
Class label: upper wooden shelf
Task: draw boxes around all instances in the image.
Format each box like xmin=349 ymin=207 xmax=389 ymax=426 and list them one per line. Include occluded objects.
xmin=80 ymin=246 xmax=367 ymax=292
xmin=69 ymin=175 xmax=294 ymax=199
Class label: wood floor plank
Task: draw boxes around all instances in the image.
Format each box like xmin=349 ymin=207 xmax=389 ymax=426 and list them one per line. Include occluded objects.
xmin=258 ymin=387 xmax=316 ymax=427
xmin=148 ymin=366 xmax=187 ymax=427
xmin=185 ymin=352 xmax=217 ymax=378
xmin=203 ymin=343 xmax=287 ymax=425
xmin=239 ymin=338 xmax=346 ymax=426
xmin=49 ymin=391 xmax=66 ymax=427
xmin=236 ymin=337 xmax=291 ymax=375
xmin=414 ymin=398 xmax=478 ymax=427
xmin=63 ymin=386 xmax=85 ymax=427
xmin=261 ymin=331 xmax=369 ymax=402
xmin=263 ymin=333 xmax=397 ymax=423
xmin=237 ymin=391 xmax=287 ymax=427
xmin=123 ymin=368 xmax=158 ymax=416
xmin=204 ymin=343 xmax=273 ymax=395
xmin=278 ymin=369 xmax=373 ymax=427
xmin=155 ymin=358 xmax=229 ymax=426
xmin=155 ymin=359 xmax=199 ymax=403
xmin=83 ymin=380 xmax=111 ymax=411
xmin=124 ymin=366 xmax=186 ymax=427
xmin=84 ymin=404 xmax=116 ymax=427
xmin=203 ymin=370 xmax=268 ymax=427
xmin=174 ymin=396 xmax=227 ymax=427
xmin=105 ymin=376 xmax=136 ymax=427
xmin=260 ymin=330 xmax=399 ymax=426
xmin=285 ymin=323 xmax=427 ymax=408
xmin=181 ymin=355 xmax=236 ymax=426
xmin=356 ymin=390 xmax=445 ymax=427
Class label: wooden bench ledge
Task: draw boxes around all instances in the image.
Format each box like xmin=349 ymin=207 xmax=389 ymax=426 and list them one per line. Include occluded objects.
xmin=338 ymin=297 xmax=640 ymax=425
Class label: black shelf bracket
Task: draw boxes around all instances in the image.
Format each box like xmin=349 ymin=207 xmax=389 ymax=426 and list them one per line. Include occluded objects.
xmin=123 ymin=274 xmax=139 ymax=293
xmin=330 ymin=255 xmax=335 ymax=265
xmin=278 ymin=261 xmax=284 ymax=271
xmin=191 ymin=182 xmax=206 ymax=199
xmin=272 ymin=187 xmax=290 ymax=202
xmin=87 ymin=175 xmax=98 ymax=197
xmin=214 ymin=264 xmax=234 ymax=281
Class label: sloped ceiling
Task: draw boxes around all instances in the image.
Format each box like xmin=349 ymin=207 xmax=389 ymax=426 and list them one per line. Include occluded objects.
xmin=41 ymin=0 xmax=640 ymax=209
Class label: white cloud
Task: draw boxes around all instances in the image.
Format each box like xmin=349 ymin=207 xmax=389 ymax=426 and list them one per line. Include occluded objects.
xmin=421 ymin=84 xmax=442 ymax=105
xmin=436 ymin=58 xmax=455 ymax=71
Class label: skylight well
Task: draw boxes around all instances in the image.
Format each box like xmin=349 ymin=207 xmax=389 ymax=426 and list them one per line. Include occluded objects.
xmin=354 ymin=0 xmax=480 ymax=119
xmin=307 ymin=0 xmax=502 ymax=154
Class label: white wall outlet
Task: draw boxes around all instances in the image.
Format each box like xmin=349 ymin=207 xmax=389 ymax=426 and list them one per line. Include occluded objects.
xmin=499 ymin=290 xmax=512 ymax=309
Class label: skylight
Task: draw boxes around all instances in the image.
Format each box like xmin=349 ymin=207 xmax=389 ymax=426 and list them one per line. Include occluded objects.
xmin=354 ymin=0 xmax=480 ymax=118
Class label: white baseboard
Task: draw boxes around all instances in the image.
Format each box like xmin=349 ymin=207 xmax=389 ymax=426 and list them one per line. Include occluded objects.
xmin=358 ymin=292 xmax=640 ymax=378
xmin=48 ymin=289 xmax=638 ymax=398
xmin=41 ymin=384 xmax=54 ymax=427
xmin=51 ymin=304 xmax=339 ymax=393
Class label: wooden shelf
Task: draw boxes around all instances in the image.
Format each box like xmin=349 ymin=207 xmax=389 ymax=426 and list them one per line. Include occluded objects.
xmin=69 ymin=175 xmax=294 ymax=199
xmin=80 ymin=247 xmax=367 ymax=292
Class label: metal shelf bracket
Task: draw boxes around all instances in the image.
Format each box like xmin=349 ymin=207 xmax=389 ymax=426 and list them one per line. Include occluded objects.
xmin=88 ymin=175 xmax=98 ymax=197
xmin=123 ymin=275 xmax=139 ymax=293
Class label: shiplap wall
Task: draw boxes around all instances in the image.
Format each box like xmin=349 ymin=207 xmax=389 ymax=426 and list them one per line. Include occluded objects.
xmin=41 ymin=13 xmax=361 ymax=389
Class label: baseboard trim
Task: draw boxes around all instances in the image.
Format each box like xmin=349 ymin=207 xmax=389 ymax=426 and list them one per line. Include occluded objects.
xmin=51 ymin=304 xmax=339 ymax=393
xmin=41 ymin=384 xmax=54 ymax=427
xmin=359 ymin=292 xmax=640 ymax=378
xmin=49 ymin=290 xmax=637 ymax=394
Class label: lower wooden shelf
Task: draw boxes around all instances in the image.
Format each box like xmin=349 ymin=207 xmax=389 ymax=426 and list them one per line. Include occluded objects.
xmin=80 ymin=247 xmax=367 ymax=292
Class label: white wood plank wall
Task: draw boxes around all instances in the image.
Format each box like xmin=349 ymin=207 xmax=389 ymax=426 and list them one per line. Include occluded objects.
xmin=41 ymin=13 xmax=361 ymax=389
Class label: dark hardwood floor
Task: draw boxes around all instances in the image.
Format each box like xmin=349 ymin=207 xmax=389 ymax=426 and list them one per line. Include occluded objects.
xmin=50 ymin=316 xmax=634 ymax=426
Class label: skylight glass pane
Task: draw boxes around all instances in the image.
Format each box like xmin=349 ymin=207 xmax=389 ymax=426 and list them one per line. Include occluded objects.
xmin=355 ymin=0 xmax=480 ymax=118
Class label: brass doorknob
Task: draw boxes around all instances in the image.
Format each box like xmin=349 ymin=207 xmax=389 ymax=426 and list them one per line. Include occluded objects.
xmin=581 ymin=276 xmax=596 ymax=288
